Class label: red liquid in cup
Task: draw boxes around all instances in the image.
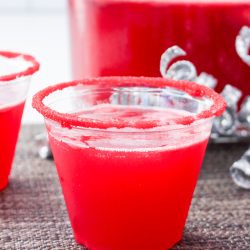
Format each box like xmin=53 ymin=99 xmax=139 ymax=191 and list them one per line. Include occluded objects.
xmin=68 ymin=0 xmax=250 ymax=95
xmin=0 ymin=102 xmax=25 ymax=190
xmin=48 ymin=105 xmax=209 ymax=250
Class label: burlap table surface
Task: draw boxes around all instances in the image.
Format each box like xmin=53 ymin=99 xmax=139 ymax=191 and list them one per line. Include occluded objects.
xmin=0 ymin=125 xmax=250 ymax=250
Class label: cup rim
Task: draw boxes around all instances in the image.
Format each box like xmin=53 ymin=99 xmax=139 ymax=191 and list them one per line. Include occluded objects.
xmin=0 ymin=51 xmax=40 ymax=82
xmin=32 ymin=76 xmax=226 ymax=129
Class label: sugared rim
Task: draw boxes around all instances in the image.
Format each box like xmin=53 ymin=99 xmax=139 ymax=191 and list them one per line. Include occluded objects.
xmin=0 ymin=51 xmax=40 ymax=81
xmin=32 ymin=76 xmax=226 ymax=129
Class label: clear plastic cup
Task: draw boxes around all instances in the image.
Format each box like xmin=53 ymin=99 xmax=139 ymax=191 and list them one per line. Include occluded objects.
xmin=0 ymin=51 xmax=39 ymax=190
xmin=32 ymin=77 xmax=225 ymax=250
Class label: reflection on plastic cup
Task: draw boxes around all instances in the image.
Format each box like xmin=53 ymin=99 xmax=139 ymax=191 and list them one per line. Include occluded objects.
xmin=33 ymin=77 xmax=225 ymax=250
xmin=0 ymin=52 xmax=39 ymax=191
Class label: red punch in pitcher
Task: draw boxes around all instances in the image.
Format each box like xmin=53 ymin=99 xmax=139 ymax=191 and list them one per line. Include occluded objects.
xmin=68 ymin=0 xmax=250 ymax=95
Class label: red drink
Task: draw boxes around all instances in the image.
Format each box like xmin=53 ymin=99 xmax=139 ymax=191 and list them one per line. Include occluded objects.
xmin=33 ymin=77 xmax=226 ymax=249
xmin=68 ymin=0 xmax=250 ymax=95
xmin=0 ymin=102 xmax=25 ymax=190
xmin=0 ymin=51 xmax=39 ymax=190
xmin=48 ymin=105 xmax=209 ymax=250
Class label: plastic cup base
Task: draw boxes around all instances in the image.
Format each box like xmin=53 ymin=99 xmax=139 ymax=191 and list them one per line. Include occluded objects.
xmin=74 ymin=233 xmax=182 ymax=250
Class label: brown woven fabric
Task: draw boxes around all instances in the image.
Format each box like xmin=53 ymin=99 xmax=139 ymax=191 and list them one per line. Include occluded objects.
xmin=0 ymin=125 xmax=250 ymax=250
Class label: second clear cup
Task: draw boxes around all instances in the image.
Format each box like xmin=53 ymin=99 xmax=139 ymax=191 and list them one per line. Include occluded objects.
xmin=0 ymin=51 xmax=39 ymax=190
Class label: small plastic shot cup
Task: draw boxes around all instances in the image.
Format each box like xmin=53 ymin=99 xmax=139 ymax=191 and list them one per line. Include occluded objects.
xmin=0 ymin=51 xmax=39 ymax=191
xmin=32 ymin=77 xmax=225 ymax=250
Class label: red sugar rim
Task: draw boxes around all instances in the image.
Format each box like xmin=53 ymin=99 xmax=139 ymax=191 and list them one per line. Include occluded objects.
xmin=32 ymin=76 xmax=226 ymax=129
xmin=0 ymin=51 xmax=40 ymax=81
